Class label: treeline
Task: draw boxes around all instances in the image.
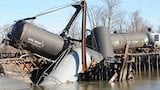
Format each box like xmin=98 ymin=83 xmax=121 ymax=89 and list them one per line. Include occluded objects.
xmin=68 ymin=0 xmax=152 ymax=39
xmin=88 ymin=0 xmax=151 ymax=33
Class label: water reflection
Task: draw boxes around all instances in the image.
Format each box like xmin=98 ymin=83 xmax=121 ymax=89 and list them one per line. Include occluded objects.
xmin=31 ymin=82 xmax=110 ymax=90
xmin=30 ymin=80 xmax=150 ymax=90
xmin=30 ymin=72 xmax=160 ymax=90
xmin=0 ymin=76 xmax=29 ymax=90
xmin=1 ymin=72 xmax=160 ymax=90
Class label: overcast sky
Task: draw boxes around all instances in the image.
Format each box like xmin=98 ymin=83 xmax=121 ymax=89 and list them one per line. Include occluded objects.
xmin=0 ymin=0 xmax=160 ymax=33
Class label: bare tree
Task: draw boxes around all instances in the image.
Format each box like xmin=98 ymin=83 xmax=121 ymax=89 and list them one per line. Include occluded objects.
xmin=86 ymin=0 xmax=152 ymax=34
xmin=69 ymin=20 xmax=81 ymax=40
xmin=87 ymin=0 xmax=125 ymax=32
xmin=87 ymin=6 xmax=105 ymax=28
xmin=117 ymin=12 xmax=126 ymax=33
xmin=101 ymin=0 xmax=121 ymax=31
xmin=111 ymin=11 xmax=127 ymax=33
xmin=128 ymin=10 xmax=150 ymax=32
xmin=130 ymin=10 xmax=142 ymax=32
xmin=0 ymin=24 xmax=11 ymax=41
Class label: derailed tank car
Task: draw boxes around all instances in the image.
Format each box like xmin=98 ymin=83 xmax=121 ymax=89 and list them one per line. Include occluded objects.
xmin=8 ymin=20 xmax=66 ymax=58
xmin=88 ymin=31 xmax=149 ymax=51
xmin=111 ymin=32 xmax=149 ymax=50
xmin=110 ymin=34 xmax=126 ymax=50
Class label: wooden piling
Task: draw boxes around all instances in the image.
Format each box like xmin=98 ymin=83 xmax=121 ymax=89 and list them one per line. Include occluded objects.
xmin=148 ymin=55 xmax=151 ymax=73
xmin=156 ymin=55 xmax=159 ymax=73
xmin=127 ymin=62 xmax=133 ymax=80
xmin=135 ymin=56 xmax=138 ymax=73
xmin=138 ymin=56 xmax=141 ymax=73
xmin=148 ymin=55 xmax=151 ymax=79
xmin=143 ymin=61 xmax=146 ymax=73
xmin=151 ymin=60 xmax=154 ymax=73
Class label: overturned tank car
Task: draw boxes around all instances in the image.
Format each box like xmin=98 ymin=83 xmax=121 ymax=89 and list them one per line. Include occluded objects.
xmin=8 ymin=20 xmax=66 ymax=58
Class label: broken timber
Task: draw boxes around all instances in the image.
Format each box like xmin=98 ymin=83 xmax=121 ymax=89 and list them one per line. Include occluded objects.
xmin=119 ymin=43 xmax=130 ymax=81
xmin=109 ymin=43 xmax=130 ymax=83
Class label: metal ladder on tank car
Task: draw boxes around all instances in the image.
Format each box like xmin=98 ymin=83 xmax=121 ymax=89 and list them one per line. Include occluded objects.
xmin=36 ymin=47 xmax=72 ymax=84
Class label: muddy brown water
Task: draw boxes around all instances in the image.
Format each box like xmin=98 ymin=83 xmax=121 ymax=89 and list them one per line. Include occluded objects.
xmin=0 ymin=72 xmax=160 ymax=90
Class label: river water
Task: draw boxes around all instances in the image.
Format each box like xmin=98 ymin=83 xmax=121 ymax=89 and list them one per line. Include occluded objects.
xmin=0 ymin=72 xmax=160 ymax=90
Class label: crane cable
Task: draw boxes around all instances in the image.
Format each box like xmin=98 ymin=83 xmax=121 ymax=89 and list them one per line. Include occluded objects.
xmin=22 ymin=3 xmax=73 ymax=21
xmin=35 ymin=4 xmax=72 ymax=18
